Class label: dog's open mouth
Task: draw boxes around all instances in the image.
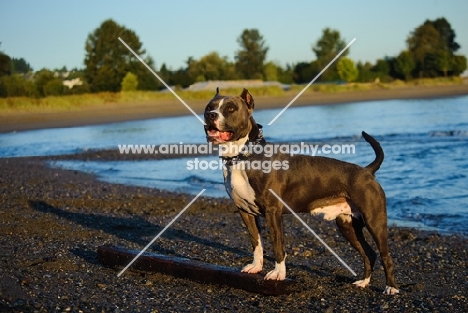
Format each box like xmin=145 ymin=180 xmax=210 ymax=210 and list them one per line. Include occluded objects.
xmin=206 ymin=126 xmax=233 ymax=142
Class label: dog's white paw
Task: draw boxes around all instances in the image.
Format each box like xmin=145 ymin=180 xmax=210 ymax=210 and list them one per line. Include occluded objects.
xmin=383 ymin=286 xmax=400 ymax=295
xmin=264 ymin=261 xmax=286 ymax=280
xmin=352 ymin=276 xmax=371 ymax=288
xmin=241 ymin=261 xmax=263 ymax=274
xmin=242 ymin=243 xmax=263 ymax=274
xmin=264 ymin=269 xmax=286 ymax=280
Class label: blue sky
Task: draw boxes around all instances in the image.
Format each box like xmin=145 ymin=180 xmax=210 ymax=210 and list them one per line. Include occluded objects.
xmin=1 ymin=0 xmax=467 ymax=71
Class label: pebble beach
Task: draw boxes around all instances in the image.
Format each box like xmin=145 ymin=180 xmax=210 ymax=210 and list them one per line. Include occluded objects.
xmin=1 ymin=84 xmax=468 ymax=311
xmin=1 ymin=153 xmax=467 ymax=312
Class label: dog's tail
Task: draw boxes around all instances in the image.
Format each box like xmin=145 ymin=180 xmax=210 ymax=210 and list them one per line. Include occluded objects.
xmin=362 ymin=131 xmax=384 ymax=175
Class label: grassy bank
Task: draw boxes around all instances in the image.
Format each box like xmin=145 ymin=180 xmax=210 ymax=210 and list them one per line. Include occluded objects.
xmin=289 ymin=76 xmax=465 ymax=93
xmin=0 ymin=86 xmax=285 ymax=113
xmin=0 ymin=77 xmax=464 ymax=113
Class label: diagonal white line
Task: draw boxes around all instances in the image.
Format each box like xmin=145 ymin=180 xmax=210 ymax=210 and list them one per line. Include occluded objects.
xmin=268 ymin=38 xmax=357 ymax=125
xmin=118 ymin=37 xmax=206 ymax=125
xmin=117 ymin=189 xmax=206 ymax=277
xmin=268 ymin=189 xmax=357 ymax=276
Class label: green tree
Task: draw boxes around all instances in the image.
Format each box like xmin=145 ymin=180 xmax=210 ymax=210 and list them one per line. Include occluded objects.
xmin=136 ymin=55 xmax=159 ymax=90
xmin=436 ymin=50 xmax=451 ymax=77
xmin=0 ymin=52 xmax=11 ymax=77
xmin=159 ymin=63 xmax=171 ymax=86
xmin=164 ymin=57 xmax=194 ymax=88
xmin=407 ymin=23 xmax=441 ymax=77
xmin=263 ymin=61 xmax=278 ymax=81
xmin=336 ymin=57 xmax=358 ymax=82
xmin=188 ymin=52 xmax=237 ymax=82
xmin=356 ymin=61 xmax=374 ymax=82
xmin=292 ymin=62 xmax=314 ymax=84
xmin=431 ymin=17 xmax=460 ymax=53
xmin=312 ymin=28 xmax=348 ymax=81
xmin=11 ymin=57 xmax=33 ymax=74
xmin=276 ymin=63 xmax=294 ymax=84
xmin=235 ymin=29 xmax=269 ymax=80
xmin=0 ymin=75 xmax=36 ymax=97
xmin=0 ymin=77 xmax=5 ymax=97
xmin=43 ymin=78 xmax=65 ymax=96
xmin=313 ymin=28 xmax=347 ymax=60
xmin=407 ymin=18 xmax=462 ymax=78
xmin=170 ymin=69 xmax=192 ymax=88
xmin=394 ymin=51 xmax=416 ymax=81
xmin=84 ymin=19 xmax=157 ymax=92
xmin=34 ymin=69 xmax=55 ymax=97
xmin=158 ymin=63 xmax=193 ymax=88
xmin=371 ymin=59 xmax=392 ymax=82
xmin=451 ymin=55 xmax=467 ymax=76
xmin=121 ymin=72 xmax=138 ymax=91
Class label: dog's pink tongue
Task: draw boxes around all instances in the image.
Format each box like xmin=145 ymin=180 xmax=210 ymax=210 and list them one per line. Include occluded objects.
xmin=219 ymin=131 xmax=232 ymax=141
xmin=207 ymin=129 xmax=232 ymax=141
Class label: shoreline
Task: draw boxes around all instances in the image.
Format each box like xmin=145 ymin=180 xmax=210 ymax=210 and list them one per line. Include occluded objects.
xmin=46 ymin=147 xmax=468 ymax=236
xmin=1 ymin=83 xmax=468 ymax=133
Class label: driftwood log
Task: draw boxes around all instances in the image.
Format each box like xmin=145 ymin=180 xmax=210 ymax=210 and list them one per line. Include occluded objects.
xmin=97 ymin=245 xmax=297 ymax=296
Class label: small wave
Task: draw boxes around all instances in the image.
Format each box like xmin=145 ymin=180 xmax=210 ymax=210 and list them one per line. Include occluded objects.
xmin=429 ymin=130 xmax=468 ymax=137
xmin=184 ymin=175 xmax=219 ymax=185
xmin=102 ymin=127 xmax=147 ymax=134
xmin=390 ymin=196 xmax=435 ymax=208
xmin=389 ymin=196 xmax=468 ymax=234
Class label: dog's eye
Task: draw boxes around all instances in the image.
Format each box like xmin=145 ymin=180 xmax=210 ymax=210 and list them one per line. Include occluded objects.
xmin=227 ymin=106 xmax=236 ymax=113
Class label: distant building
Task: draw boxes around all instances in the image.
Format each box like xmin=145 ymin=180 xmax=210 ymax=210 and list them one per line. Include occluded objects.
xmin=63 ymin=78 xmax=83 ymax=89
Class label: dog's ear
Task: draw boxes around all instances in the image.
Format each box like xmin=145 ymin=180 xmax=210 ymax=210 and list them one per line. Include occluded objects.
xmin=240 ymin=88 xmax=254 ymax=111
xmin=215 ymin=87 xmax=219 ymax=96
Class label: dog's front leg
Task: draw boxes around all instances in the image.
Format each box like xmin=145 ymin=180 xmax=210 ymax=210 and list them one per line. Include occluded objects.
xmin=264 ymin=210 xmax=287 ymax=280
xmin=239 ymin=210 xmax=263 ymax=274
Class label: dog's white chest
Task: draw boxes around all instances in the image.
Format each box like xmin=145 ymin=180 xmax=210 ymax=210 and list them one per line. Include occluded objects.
xmin=223 ymin=166 xmax=260 ymax=215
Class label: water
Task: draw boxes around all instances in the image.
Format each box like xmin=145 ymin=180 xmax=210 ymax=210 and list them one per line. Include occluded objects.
xmin=1 ymin=96 xmax=468 ymax=234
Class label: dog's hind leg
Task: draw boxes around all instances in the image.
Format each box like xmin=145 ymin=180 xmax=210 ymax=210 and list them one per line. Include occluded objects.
xmin=363 ymin=212 xmax=400 ymax=295
xmin=239 ymin=210 xmax=264 ymax=274
xmin=336 ymin=214 xmax=377 ymax=288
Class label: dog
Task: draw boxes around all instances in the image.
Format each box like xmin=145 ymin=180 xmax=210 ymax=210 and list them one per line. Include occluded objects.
xmin=204 ymin=88 xmax=399 ymax=295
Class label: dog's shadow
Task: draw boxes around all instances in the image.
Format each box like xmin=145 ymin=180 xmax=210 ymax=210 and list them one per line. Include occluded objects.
xmin=28 ymin=200 xmax=250 ymax=266
xmin=29 ymin=200 xmax=358 ymax=288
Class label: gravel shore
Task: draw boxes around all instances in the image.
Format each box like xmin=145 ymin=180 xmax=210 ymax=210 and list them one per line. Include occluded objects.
xmin=1 ymin=153 xmax=467 ymax=312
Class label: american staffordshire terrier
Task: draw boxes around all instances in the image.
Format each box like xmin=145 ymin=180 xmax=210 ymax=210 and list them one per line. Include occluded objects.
xmin=204 ymin=88 xmax=399 ymax=295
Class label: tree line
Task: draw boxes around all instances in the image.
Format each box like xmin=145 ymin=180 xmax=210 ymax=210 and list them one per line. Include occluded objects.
xmin=0 ymin=17 xmax=466 ymax=98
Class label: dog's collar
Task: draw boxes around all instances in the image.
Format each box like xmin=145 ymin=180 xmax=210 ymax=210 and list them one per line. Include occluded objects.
xmin=249 ymin=123 xmax=265 ymax=145
xmin=221 ymin=124 xmax=265 ymax=166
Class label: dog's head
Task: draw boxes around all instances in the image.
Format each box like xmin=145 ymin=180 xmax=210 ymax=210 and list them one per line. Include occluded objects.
xmin=204 ymin=88 xmax=255 ymax=144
